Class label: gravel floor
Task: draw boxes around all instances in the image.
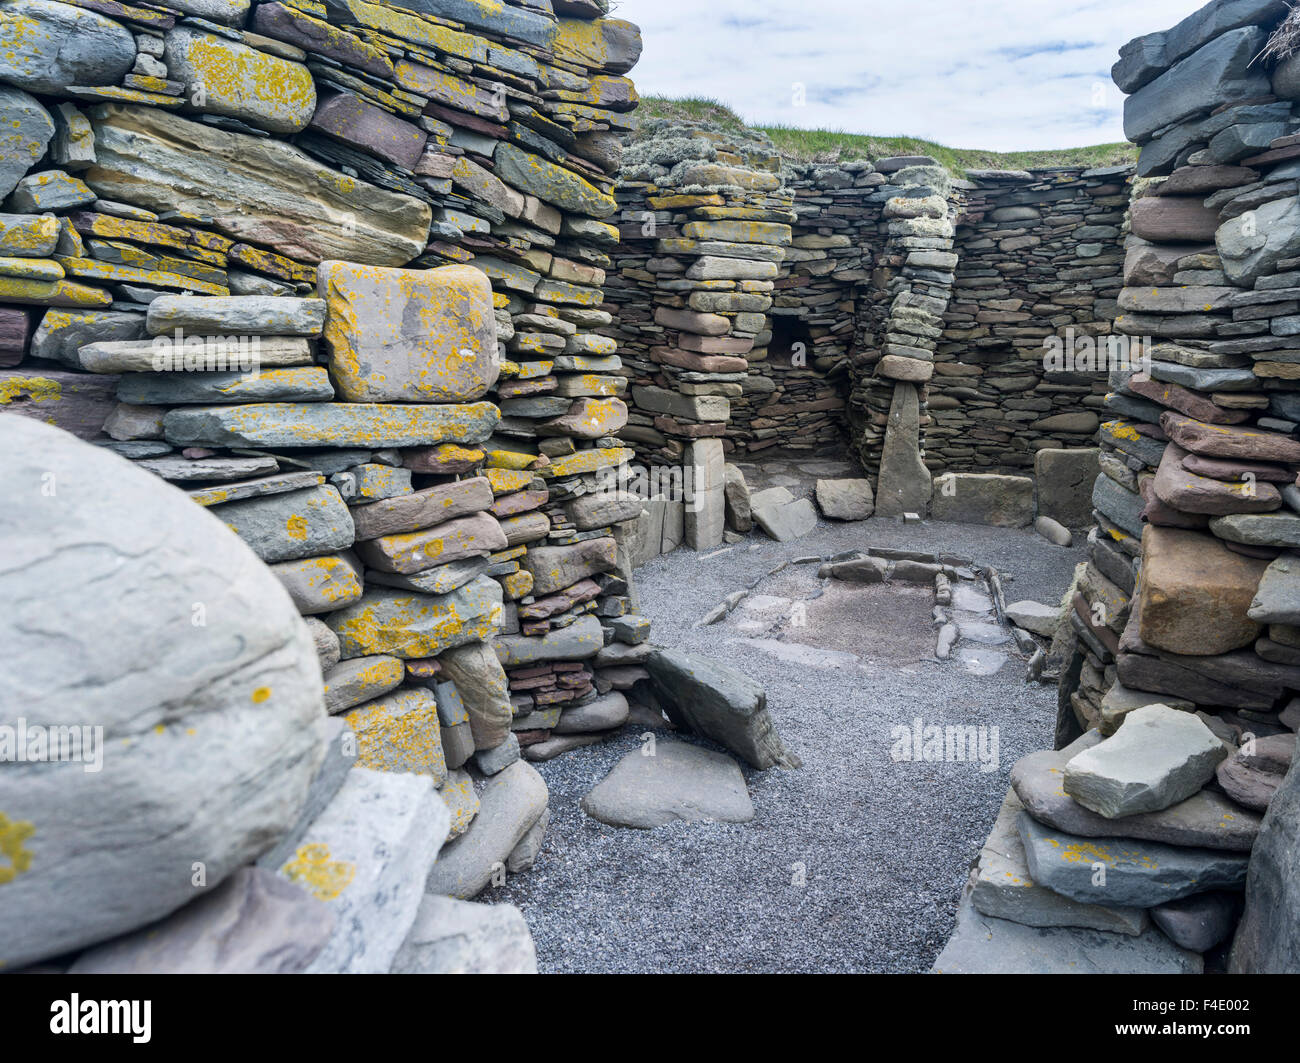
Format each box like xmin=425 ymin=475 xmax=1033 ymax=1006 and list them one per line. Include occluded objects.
xmin=493 ymin=512 xmax=1086 ymax=973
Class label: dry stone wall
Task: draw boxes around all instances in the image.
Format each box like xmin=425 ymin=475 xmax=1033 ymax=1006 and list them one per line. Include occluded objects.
xmin=990 ymin=0 xmax=1300 ymax=975
xmin=0 ymin=0 xmax=666 ymax=970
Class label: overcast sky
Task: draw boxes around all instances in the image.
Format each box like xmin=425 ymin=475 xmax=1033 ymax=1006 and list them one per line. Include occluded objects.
xmin=613 ymin=0 xmax=1202 ymax=151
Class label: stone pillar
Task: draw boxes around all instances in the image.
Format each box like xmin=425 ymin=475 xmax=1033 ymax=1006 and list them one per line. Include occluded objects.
xmin=875 ymin=382 xmax=932 ymax=518
xmin=685 ymin=438 xmax=725 ymax=549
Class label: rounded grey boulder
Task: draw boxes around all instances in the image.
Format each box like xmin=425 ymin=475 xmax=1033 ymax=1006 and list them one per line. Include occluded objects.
xmin=0 ymin=416 xmax=328 ymax=969
xmin=0 ymin=0 xmax=137 ymax=95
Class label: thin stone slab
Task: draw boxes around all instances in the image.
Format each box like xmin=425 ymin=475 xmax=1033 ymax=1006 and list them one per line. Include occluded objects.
xmin=1018 ymin=812 xmax=1249 ymax=908
xmin=1010 ymin=733 xmax=1261 ymax=851
xmin=931 ymin=888 xmax=1202 ymax=974
xmin=277 ymin=768 xmax=450 ymax=974
xmin=326 ymin=577 xmax=502 ymax=660
xmin=1063 ymin=704 xmax=1227 ymax=818
xmin=390 ymin=895 xmax=536 ymax=974
xmin=187 ymin=470 xmax=324 ymax=506
xmin=1210 ymin=512 xmax=1300 ymax=548
xmin=209 ymin=484 xmax=355 ymax=563
xmin=971 ymin=790 xmax=1147 ymax=935
xmin=163 ymin=401 xmax=499 ymax=448
xmin=581 ymin=741 xmax=754 ymax=829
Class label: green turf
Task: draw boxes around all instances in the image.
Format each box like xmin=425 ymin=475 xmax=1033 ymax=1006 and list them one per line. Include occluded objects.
xmin=638 ymin=96 xmax=1137 ymax=175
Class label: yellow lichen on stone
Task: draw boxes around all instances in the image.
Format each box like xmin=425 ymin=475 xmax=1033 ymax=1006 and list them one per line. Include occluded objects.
xmin=0 ymin=375 xmax=62 ymax=404
xmin=0 ymin=813 xmax=35 ymax=885
xmin=281 ymin=842 xmax=356 ymax=901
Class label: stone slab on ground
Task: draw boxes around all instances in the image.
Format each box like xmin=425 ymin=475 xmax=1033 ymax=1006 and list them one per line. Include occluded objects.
xmin=751 ymin=491 xmax=818 ymax=542
xmin=424 ymin=760 xmax=548 ymax=899
xmin=814 ymin=478 xmax=874 ymax=521
xmin=581 ymin=741 xmax=755 ymax=829
xmin=931 ymin=887 xmax=1202 ymax=974
xmin=930 ymin=473 xmax=1035 ymax=528
xmin=390 ymin=895 xmax=536 ymax=974
xmin=646 ymin=647 xmax=801 ymax=770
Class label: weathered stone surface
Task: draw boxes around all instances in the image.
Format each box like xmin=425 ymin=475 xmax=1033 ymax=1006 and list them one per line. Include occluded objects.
xmin=684 ymin=437 xmax=725 ymax=550
xmin=1137 ymin=524 xmax=1268 ymax=655
xmin=494 ymin=614 xmax=604 ymax=668
xmin=0 ymin=0 xmax=136 ymax=95
xmin=540 ymin=396 xmax=627 ymax=439
xmin=211 ymin=484 xmax=354 ymax=564
xmin=146 ymin=295 xmax=324 ymax=337
xmin=342 ymin=687 xmax=445 ymax=783
xmin=425 ymin=760 xmax=548 ymax=899
xmin=971 ymin=789 xmax=1146 ymax=935
xmin=1019 ymin=812 xmax=1248 ymax=908
xmin=814 ymin=478 xmax=874 ymax=521
xmin=67 ymin=867 xmax=333 ymax=974
xmin=279 ymin=767 xmax=449 ymax=974
xmin=30 ymin=308 xmax=144 ymax=366
xmin=1151 ymin=891 xmax=1241 ymax=953
xmin=319 ymin=261 xmax=498 ymax=402
xmin=1128 ymin=195 xmax=1222 ymax=243
xmin=322 ymin=655 xmax=404 ymax=715
xmin=1063 ymin=704 xmax=1227 ymax=819
xmin=932 ymin=887 xmax=1201 ymax=973
xmin=119 ymin=367 xmax=335 ymax=405
xmin=8 ymin=168 xmax=93 ymax=213
xmin=495 ymin=142 xmax=617 ymax=219
xmin=1011 ymin=733 xmax=1260 ymax=851
xmin=86 ymin=105 xmax=430 ymax=266
xmin=522 ymin=536 xmax=616 ymax=595
xmin=1155 ymin=443 xmax=1280 ymax=516
xmin=564 ymin=491 xmax=644 ymax=530
xmin=351 ymin=477 xmax=492 ymax=540
xmin=310 ymin=91 xmax=427 ymax=170
xmin=164 ymin=401 xmax=499 ymax=449
xmin=164 ymin=26 xmax=316 ymax=134
xmin=270 ymin=553 xmax=363 ymax=615
xmin=646 ymin=648 xmax=800 ymax=770
xmin=581 ymin=741 xmax=754 ymax=829
xmin=931 ymin=473 xmax=1034 ymax=528
xmin=437 ymin=640 xmax=513 ymax=749
xmin=0 ymin=418 xmax=327 ymax=969
xmin=390 ymin=894 xmax=536 ymax=974
xmin=1211 ymin=512 xmax=1300 ymax=548
xmin=1217 ymin=195 xmax=1300 ymax=286
xmin=751 ymin=489 xmax=818 ymax=542
xmin=326 ymin=577 xmax=502 ymax=661
xmin=554 ymin=691 xmax=628 ymax=734
xmin=875 ymin=382 xmax=931 ymax=518
xmin=1123 ymin=27 xmax=1269 ymax=143
xmin=1249 ymin=554 xmax=1300 ymax=625
xmin=1216 ymin=733 xmax=1296 ymax=811
xmin=723 ymin=463 xmax=752 ymax=532
xmin=355 ymin=511 xmax=507 ymax=574
xmin=0 ymin=208 xmax=58 ymax=257
xmin=1006 ymin=600 xmax=1060 ymax=637
xmin=0 ymin=87 xmax=54 ymax=198
xmin=1161 ymin=410 xmax=1300 ymax=464
xmin=1230 ymin=747 xmax=1300 ymax=971
xmin=1035 ymin=448 xmax=1099 ymax=528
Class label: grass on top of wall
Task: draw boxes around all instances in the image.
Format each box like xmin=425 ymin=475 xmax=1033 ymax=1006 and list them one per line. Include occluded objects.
xmin=638 ymin=96 xmax=1138 ymax=174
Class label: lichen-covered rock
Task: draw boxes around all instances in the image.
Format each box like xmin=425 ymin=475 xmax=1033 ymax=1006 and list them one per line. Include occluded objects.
xmin=86 ymin=104 xmax=431 ymax=266
xmin=0 ymin=87 xmax=54 ymax=199
xmin=159 ymin=27 xmax=314 ymax=136
xmin=0 ymin=417 xmax=328 ymax=970
xmin=0 ymin=0 xmax=137 ymax=96
xmin=318 ymin=262 xmax=499 ymax=403
xmin=325 ymin=576 xmax=503 ymax=661
xmin=210 ymin=484 xmax=355 ymax=564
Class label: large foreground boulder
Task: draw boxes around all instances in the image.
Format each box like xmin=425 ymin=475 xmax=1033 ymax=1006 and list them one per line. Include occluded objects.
xmin=645 ymin=648 xmax=801 ymax=770
xmin=0 ymin=416 xmax=328 ymax=969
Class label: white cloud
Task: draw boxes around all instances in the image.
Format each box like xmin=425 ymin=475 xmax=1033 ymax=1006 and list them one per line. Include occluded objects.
xmin=611 ymin=0 xmax=1200 ymax=150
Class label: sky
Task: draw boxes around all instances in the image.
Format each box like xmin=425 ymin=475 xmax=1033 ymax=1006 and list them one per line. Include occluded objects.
xmin=611 ymin=0 xmax=1205 ymax=151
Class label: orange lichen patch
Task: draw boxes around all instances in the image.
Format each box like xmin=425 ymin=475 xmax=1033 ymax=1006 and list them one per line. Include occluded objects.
xmin=0 ymin=812 xmax=35 ymax=885
xmin=342 ymin=689 xmax=445 ymax=778
xmin=281 ymin=843 xmax=355 ymax=901
xmin=328 ymin=585 xmax=500 ymax=659
xmin=1044 ymin=835 xmax=1160 ymax=870
xmin=318 ymin=261 xmax=498 ymax=403
xmin=500 ymin=569 xmax=534 ymax=600
xmin=0 ymin=276 xmax=111 ymax=308
xmin=543 ymin=447 xmax=634 ymax=479
xmin=484 ymin=448 xmax=542 ymax=471
xmin=0 ymin=376 xmax=61 ymax=404
xmin=485 ymin=467 xmax=535 ymax=495
xmin=322 ymin=656 xmax=404 ymax=706
xmin=175 ymin=29 xmax=317 ymax=132
xmin=251 ymin=686 xmax=272 ymax=703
